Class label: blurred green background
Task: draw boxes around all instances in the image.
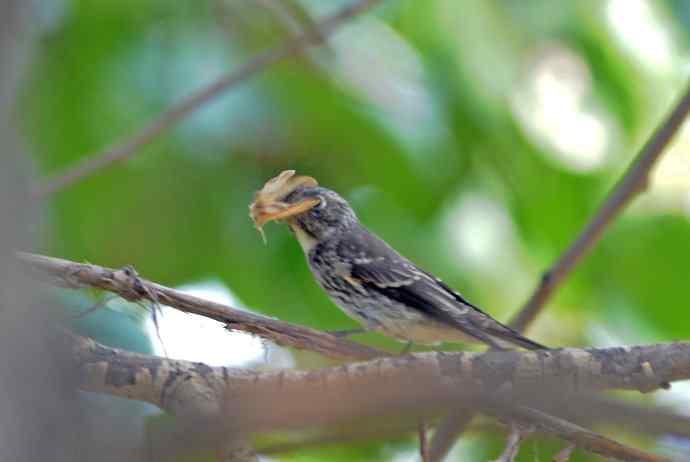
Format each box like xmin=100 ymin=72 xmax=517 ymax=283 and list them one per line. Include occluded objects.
xmin=19 ymin=0 xmax=690 ymax=460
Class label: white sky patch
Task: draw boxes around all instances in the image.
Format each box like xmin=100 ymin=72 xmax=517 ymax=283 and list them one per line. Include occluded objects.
xmin=606 ymin=0 xmax=676 ymax=73
xmin=390 ymin=449 xmax=417 ymax=462
xmin=145 ymin=281 xmax=268 ymax=367
xmin=655 ymin=381 xmax=690 ymax=418
xmin=512 ymin=44 xmax=611 ymax=173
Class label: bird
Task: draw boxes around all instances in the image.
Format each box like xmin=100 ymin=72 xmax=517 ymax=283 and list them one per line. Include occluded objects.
xmin=250 ymin=170 xmax=547 ymax=351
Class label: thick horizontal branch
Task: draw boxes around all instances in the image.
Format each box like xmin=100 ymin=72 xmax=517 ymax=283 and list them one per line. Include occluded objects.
xmin=19 ymin=252 xmax=385 ymax=360
xmin=75 ymin=335 xmax=682 ymax=461
xmin=76 ymin=334 xmax=688 ymax=426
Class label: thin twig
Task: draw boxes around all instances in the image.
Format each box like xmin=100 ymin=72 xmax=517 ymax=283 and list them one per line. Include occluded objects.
xmin=553 ymin=444 xmax=576 ymax=462
xmin=491 ymin=423 xmax=533 ymax=462
xmin=553 ymin=394 xmax=690 ymax=438
xmin=254 ymin=0 xmax=329 ymax=71
xmin=33 ymin=0 xmax=385 ymax=197
xmin=255 ymin=0 xmax=319 ymax=39
xmin=501 ymin=404 xmax=667 ymax=462
xmin=18 ymin=252 xmax=386 ymax=360
xmin=428 ymin=81 xmax=690 ymax=462
xmin=427 ymin=409 xmax=473 ymax=462
xmin=510 ymin=82 xmax=690 ymax=332
xmin=256 ymin=395 xmax=690 ymax=456
xmin=68 ymin=294 xmax=116 ymax=320
xmin=418 ymin=417 xmax=429 ymax=462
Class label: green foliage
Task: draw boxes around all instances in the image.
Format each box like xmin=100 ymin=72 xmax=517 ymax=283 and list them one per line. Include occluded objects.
xmin=20 ymin=0 xmax=690 ymax=460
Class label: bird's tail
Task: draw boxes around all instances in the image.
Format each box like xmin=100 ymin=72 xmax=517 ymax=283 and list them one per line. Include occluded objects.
xmin=488 ymin=323 xmax=548 ymax=350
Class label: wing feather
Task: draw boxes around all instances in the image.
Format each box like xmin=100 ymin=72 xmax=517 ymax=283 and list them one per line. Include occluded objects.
xmin=338 ymin=231 xmax=546 ymax=350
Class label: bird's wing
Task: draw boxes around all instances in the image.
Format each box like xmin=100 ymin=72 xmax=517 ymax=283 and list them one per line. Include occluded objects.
xmin=338 ymin=233 xmax=546 ymax=350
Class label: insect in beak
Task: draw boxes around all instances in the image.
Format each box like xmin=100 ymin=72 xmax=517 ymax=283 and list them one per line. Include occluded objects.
xmin=249 ymin=170 xmax=319 ymax=243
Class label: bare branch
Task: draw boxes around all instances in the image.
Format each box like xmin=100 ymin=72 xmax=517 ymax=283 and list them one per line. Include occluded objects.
xmin=556 ymin=395 xmax=690 ymax=438
xmin=510 ymin=82 xmax=690 ymax=332
xmin=74 ymin=334 xmax=680 ymax=461
xmin=491 ymin=424 xmax=532 ymax=462
xmin=78 ymin=336 xmax=690 ymax=416
xmin=33 ymin=0 xmax=385 ymax=197
xmin=256 ymin=397 xmax=690 ymax=456
xmin=418 ymin=417 xmax=429 ymax=462
xmin=429 ymin=81 xmax=690 ymax=462
xmin=500 ymin=404 xmax=667 ymax=462
xmin=255 ymin=0 xmax=320 ymax=39
xmin=553 ymin=444 xmax=576 ymax=462
xmin=18 ymin=252 xmax=385 ymax=360
xmin=427 ymin=409 xmax=472 ymax=462
xmin=19 ymin=251 xmax=682 ymax=461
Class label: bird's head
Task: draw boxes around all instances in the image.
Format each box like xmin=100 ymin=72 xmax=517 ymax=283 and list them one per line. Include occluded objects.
xmin=250 ymin=170 xmax=357 ymax=248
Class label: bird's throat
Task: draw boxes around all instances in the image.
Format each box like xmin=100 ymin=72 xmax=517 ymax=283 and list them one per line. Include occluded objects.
xmin=287 ymin=220 xmax=319 ymax=252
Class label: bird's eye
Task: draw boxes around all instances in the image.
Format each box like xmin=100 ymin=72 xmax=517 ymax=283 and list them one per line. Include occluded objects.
xmin=316 ymin=196 xmax=327 ymax=209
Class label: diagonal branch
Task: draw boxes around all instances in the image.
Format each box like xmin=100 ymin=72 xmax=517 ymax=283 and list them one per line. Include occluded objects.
xmin=429 ymin=81 xmax=690 ymax=462
xmin=253 ymin=395 xmax=690 ymax=456
xmin=490 ymin=423 xmax=532 ymax=462
xmin=495 ymin=403 xmax=665 ymax=462
xmin=32 ymin=0 xmax=385 ymax=197
xmin=18 ymin=252 xmax=385 ymax=360
xmin=510 ymin=82 xmax=690 ymax=332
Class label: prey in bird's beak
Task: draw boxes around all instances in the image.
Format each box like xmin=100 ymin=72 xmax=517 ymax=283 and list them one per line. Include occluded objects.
xmin=249 ymin=170 xmax=320 ymax=243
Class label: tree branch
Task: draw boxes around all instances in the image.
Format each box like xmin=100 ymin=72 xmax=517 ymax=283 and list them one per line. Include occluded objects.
xmin=255 ymin=396 xmax=690 ymax=456
xmin=491 ymin=424 xmax=531 ymax=462
xmin=18 ymin=252 xmax=385 ymax=360
xmin=79 ymin=336 xmax=689 ymax=418
xmin=494 ymin=404 xmax=666 ymax=462
xmin=74 ymin=334 xmax=682 ymax=461
xmin=21 ymin=251 xmax=686 ymax=460
xmin=429 ymin=80 xmax=690 ymax=462
xmin=32 ymin=0 xmax=385 ymax=197
xmin=557 ymin=395 xmax=690 ymax=438
xmin=510 ymin=81 xmax=690 ymax=332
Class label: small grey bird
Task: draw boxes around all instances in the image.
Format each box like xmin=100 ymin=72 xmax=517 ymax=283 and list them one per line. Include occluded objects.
xmin=250 ymin=170 xmax=546 ymax=350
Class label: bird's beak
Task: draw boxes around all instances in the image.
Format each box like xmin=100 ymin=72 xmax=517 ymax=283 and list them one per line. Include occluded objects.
xmin=250 ymin=197 xmax=320 ymax=228
xmin=249 ymin=170 xmax=320 ymax=241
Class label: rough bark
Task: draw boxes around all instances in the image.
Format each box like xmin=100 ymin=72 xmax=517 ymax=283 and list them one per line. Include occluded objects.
xmin=75 ymin=334 xmax=687 ymax=428
xmin=20 ymin=252 xmax=385 ymax=360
